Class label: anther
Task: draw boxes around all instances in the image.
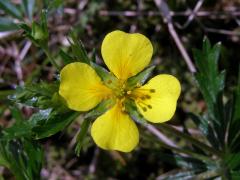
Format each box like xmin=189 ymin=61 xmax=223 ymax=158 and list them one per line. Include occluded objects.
xmin=127 ymin=91 xmax=131 ymax=95
xmin=147 ymin=105 xmax=152 ymax=109
xmin=142 ymin=107 xmax=147 ymax=112
xmin=150 ymin=89 xmax=156 ymax=93
xmin=141 ymin=96 xmax=146 ymax=100
xmin=145 ymin=95 xmax=151 ymax=99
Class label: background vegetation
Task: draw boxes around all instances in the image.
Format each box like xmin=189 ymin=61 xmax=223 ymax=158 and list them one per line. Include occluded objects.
xmin=0 ymin=0 xmax=240 ymax=179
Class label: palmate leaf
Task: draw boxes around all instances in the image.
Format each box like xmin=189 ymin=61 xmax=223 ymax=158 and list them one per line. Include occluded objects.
xmin=0 ymin=137 xmax=43 ymax=180
xmin=192 ymin=38 xmax=226 ymax=148
xmin=193 ymin=38 xmax=225 ymax=118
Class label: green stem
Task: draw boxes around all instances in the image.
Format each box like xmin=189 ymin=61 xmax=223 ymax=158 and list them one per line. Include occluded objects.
xmin=158 ymin=123 xmax=222 ymax=157
xmin=43 ymin=48 xmax=61 ymax=71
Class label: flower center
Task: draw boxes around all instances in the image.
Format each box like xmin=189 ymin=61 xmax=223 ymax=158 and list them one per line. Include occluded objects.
xmin=128 ymin=88 xmax=156 ymax=112
xmin=107 ymin=79 xmax=156 ymax=113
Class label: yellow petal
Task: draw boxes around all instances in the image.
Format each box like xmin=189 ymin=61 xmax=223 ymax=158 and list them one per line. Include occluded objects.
xmin=101 ymin=30 xmax=153 ymax=80
xmin=59 ymin=62 xmax=112 ymax=111
xmin=91 ymin=102 xmax=139 ymax=152
xmin=133 ymin=74 xmax=181 ymax=123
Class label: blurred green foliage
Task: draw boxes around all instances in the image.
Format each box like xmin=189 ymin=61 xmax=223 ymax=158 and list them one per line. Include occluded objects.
xmin=0 ymin=0 xmax=240 ymax=179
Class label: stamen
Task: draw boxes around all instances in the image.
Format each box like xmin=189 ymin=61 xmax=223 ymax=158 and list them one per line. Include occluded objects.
xmin=150 ymin=89 xmax=156 ymax=93
xmin=145 ymin=95 xmax=151 ymax=99
xmin=107 ymin=80 xmax=112 ymax=84
xmin=142 ymin=107 xmax=147 ymax=112
xmin=147 ymin=105 xmax=152 ymax=109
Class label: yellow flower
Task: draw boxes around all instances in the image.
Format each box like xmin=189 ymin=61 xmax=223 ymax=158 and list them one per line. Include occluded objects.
xmin=59 ymin=30 xmax=181 ymax=152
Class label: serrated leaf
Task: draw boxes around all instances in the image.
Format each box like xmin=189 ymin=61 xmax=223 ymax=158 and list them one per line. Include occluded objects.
xmin=30 ymin=109 xmax=80 ymax=139
xmin=126 ymin=66 xmax=155 ymax=89
xmin=193 ymin=39 xmax=225 ymax=116
xmin=9 ymin=82 xmax=59 ymax=109
xmin=0 ymin=138 xmax=43 ymax=180
xmin=193 ymin=38 xmax=226 ymax=147
xmin=0 ymin=0 xmax=22 ymax=19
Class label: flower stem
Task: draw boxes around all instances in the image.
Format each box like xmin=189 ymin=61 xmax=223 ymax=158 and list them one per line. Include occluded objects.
xmin=43 ymin=48 xmax=61 ymax=71
xmin=158 ymin=123 xmax=222 ymax=157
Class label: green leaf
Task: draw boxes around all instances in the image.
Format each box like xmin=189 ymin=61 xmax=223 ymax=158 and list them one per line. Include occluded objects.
xmin=126 ymin=66 xmax=155 ymax=89
xmin=68 ymin=30 xmax=90 ymax=64
xmin=231 ymin=171 xmax=240 ymax=180
xmin=193 ymin=38 xmax=226 ymax=147
xmin=1 ymin=122 xmax=32 ymax=141
xmin=225 ymin=153 xmax=240 ymax=170
xmin=90 ymin=62 xmax=118 ymax=89
xmin=233 ymin=67 xmax=240 ymax=123
xmin=189 ymin=113 xmax=221 ymax=149
xmin=125 ymin=99 xmax=147 ymax=125
xmin=9 ymin=106 xmax=24 ymax=123
xmin=30 ymin=109 xmax=80 ymax=139
xmin=193 ymin=39 xmax=225 ymax=116
xmin=59 ymin=49 xmax=74 ymax=64
xmin=157 ymin=152 xmax=207 ymax=170
xmin=9 ymin=82 xmax=59 ymax=109
xmin=0 ymin=137 xmax=43 ymax=180
xmin=228 ymin=65 xmax=240 ymax=150
xmin=75 ymin=119 xmax=91 ymax=156
xmin=0 ymin=0 xmax=22 ymax=19
xmin=84 ymin=98 xmax=115 ymax=119
xmin=22 ymin=0 xmax=35 ymax=21
xmin=0 ymin=17 xmax=19 ymax=32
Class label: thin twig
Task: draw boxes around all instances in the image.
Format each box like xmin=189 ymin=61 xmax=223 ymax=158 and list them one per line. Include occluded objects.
xmin=204 ymin=27 xmax=240 ymax=36
xmin=88 ymin=148 xmax=99 ymax=174
xmin=176 ymin=0 xmax=205 ymax=29
xmin=154 ymin=0 xmax=196 ymax=73
xmin=99 ymin=10 xmax=240 ymax=18
xmin=14 ymin=41 xmax=32 ymax=86
xmin=145 ymin=124 xmax=178 ymax=148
